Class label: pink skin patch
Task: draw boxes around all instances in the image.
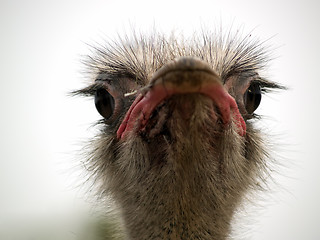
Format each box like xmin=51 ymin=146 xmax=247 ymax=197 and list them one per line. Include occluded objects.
xmin=117 ymin=82 xmax=246 ymax=139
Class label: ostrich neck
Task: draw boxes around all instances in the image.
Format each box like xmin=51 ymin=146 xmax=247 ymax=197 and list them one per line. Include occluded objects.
xmin=121 ymin=177 xmax=235 ymax=240
xmin=113 ymin=134 xmax=246 ymax=240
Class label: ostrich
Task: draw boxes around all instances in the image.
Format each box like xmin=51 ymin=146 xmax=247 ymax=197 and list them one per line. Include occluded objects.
xmin=74 ymin=30 xmax=283 ymax=240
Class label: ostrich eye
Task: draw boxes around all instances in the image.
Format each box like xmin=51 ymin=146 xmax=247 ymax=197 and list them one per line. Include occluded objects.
xmin=94 ymin=88 xmax=115 ymax=119
xmin=244 ymin=82 xmax=261 ymax=114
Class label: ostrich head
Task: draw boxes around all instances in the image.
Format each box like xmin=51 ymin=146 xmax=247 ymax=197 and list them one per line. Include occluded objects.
xmin=74 ymin=31 xmax=283 ymax=240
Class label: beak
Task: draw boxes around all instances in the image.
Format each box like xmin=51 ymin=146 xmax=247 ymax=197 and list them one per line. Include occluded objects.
xmin=117 ymin=57 xmax=246 ymax=139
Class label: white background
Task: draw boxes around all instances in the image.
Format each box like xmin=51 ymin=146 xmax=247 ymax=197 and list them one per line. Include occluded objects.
xmin=1 ymin=0 xmax=319 ymax=239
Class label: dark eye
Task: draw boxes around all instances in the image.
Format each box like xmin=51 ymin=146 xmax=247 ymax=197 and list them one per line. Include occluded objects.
xmin=95 ymin=88 xmax=115 ymax=119
xmin=244 ymin=82 xmax=261 ymax=114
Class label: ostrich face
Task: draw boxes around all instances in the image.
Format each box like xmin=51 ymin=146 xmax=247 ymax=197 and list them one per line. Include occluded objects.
xmin=75 ymin=32 xmax=282 ymax=239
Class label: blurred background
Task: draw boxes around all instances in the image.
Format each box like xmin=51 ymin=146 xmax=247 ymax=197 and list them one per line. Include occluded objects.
xmin=0 ymin=0 xmax=319 ymax=239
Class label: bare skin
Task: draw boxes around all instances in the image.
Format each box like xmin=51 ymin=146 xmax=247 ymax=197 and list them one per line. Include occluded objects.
xmin=74 ymin=31 xmax=283 ymax=240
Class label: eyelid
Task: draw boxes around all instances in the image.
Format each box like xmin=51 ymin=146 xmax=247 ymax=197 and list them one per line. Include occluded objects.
xmin=93 ymin=81 xmax=124 ymax=125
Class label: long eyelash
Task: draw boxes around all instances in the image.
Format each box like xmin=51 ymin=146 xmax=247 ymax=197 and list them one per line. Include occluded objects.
xmin=70 ymin=83 xmax=105 ymax=97
xmin=253 ymin=78 xmax=286 ymax=93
